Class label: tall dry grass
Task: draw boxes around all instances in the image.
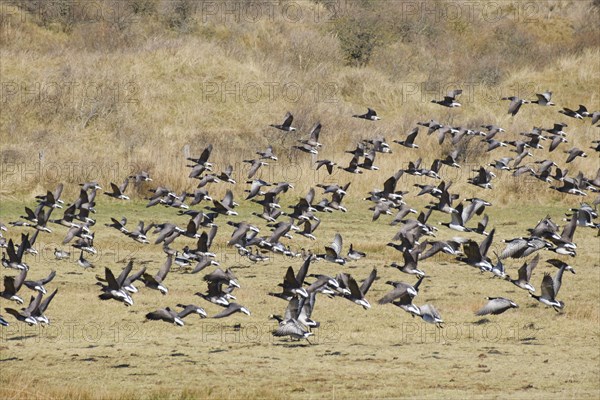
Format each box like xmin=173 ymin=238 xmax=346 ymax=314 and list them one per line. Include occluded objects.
xmin=0 ymin=0 xmax=598 ymax=204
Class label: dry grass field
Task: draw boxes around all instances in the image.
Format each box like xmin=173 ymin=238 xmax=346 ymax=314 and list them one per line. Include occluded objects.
xmin=0 ymin=199 xmax=599 ymax=400
xmin=1 ymin=0 xmax=600 ymax=399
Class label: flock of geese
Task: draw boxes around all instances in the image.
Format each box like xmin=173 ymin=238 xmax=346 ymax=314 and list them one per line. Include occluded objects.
xmin=1 ymin=89 xmax=599 ymax=344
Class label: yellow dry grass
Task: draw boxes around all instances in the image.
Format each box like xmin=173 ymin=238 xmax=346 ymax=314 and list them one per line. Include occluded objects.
xmin=0 ymin=199 xmax=599 ymax=399
xmin=0 ymin=1 xmax=599 ymax=199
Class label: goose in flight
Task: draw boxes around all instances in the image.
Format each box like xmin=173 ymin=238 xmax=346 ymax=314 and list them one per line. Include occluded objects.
xmin=343 ymin=268 xmax=377 ymax=309
xmin=1 ymin=270 xmax=27 ymax=305
xmin=530 ymin=273 xmax=565 ymax=312
xmin=103 ymin=178 xmax=130 ymax=200
xmin=431 ymin=89 xmax=462 ymax=108
xmin=145 ymin=304 xmax=207 ymax=326
xmin=353 ymin=107 xmax=381 ymax=120
xmin=24 ymin=270 xmax=56 ymax=295
xmin=502 ymin=96 xmax=529 ymax=116
xmin=559 ymin=105 xmax=589 ymax=119
xmin=530 ymin=91 xmax=554 ymax=106
xmin=270 ymin=111 xmax=296 ymax=131
xmin=212 ymin=303 xmax=251 ymax=318
xmin=475 ymin=297 xmax=518 ymax=316
xmin=142 ymin=255 xmax=173 ymax=295
xmin=507 ymin=254 xmax=539 ymax=292
xmin=316 ymin=233 xmax=346 ymax=265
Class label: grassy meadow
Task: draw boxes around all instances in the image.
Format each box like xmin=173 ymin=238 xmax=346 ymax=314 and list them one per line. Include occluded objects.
xmin=1 ymin=0 xmax=600 ymax=399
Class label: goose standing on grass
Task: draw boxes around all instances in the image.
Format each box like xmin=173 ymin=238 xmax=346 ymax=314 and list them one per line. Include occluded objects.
xmin=54 ymin=248 xmax=70 ymax=260
xmin=347 ymin=244 xmax=366 ymax=260
xmin=353 ymin=107 xmax=380 ymax=121
xmin=475 ymin=297 xmax=518 ymax=316
xmin=270 ymin=111 xmax=296 ymax=131
xmin=78 ymin=250 xmax=94 ymax=269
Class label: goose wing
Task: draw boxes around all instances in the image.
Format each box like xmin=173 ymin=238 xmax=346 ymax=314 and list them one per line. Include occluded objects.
xmin=539 ymin=273 xmax=556 ymax=301
xmin=359 ymin=268 xmax=377 ymax=295
xmin=378 ymin=286 xmax=410 ymax=305
xmin=38 ymin=288 xmax=58 ymax=313
xmin=146 ymin=308 xmax=174 ymax=322
xmin=156 ymin=255 xmax=172 ymax=281
xmin=116 ymin=260 xmax=133 ymax=288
